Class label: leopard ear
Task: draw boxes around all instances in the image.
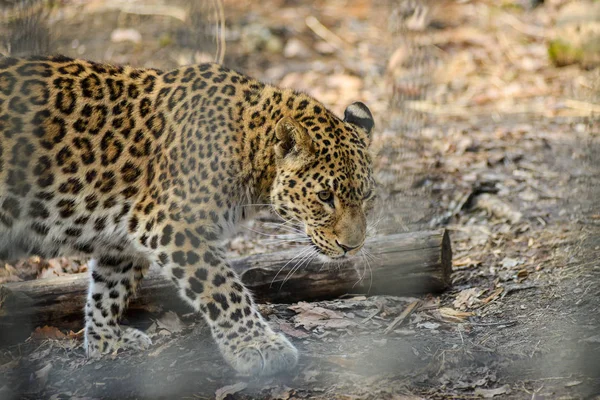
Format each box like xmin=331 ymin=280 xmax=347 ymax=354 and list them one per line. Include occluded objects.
xmin=343 ymin=102 xmax=374 ymax=137
xmin=275 ymin=116 xmax=314 ymax=159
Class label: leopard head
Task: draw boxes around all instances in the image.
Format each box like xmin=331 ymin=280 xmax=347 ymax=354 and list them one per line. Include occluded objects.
xmin=271 ymin=102 xmax=376 ymax=259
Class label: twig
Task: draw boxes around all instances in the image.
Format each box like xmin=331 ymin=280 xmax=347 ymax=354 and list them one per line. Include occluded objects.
xmin=502 ymin=283 xmax=541 ymax=297
xmin=361 ymin=302 xmax=384 ymax=324
xmin=305 ymin=16 xmax=347 ymax=51
xmin=498 ymin=11 xmax=546 ymax=38
xmin=384 ymin=300 xmax=420 ymax=335
xmin=563 ymin=99 xmax=600 ymax=114
xmin=530 ymin=339 xmax=541 ymax=358
xmin=466 ymin=321 xmax=517 ymax=327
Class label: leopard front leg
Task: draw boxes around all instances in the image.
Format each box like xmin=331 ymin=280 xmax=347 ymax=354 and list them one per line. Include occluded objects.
xmin=85 ymin=257 xmax=152 ymax=356
xmin=159 ymin=243 xmax=298 ymax=375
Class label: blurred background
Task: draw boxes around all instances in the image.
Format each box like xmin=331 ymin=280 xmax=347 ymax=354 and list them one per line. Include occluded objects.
xmin=0 ymin=0 xmax=598 ymax=399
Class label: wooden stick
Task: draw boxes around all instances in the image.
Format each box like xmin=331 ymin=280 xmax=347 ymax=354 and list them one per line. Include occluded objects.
xmin=0 ymin=229 xmax=451 ymax=340
xmin=383 ymin=300 xmax=420 ymax=335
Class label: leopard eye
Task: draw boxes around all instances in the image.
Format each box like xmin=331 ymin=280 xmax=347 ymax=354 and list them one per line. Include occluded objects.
xmin=317 ymin=190 xmax=333 ymax=204
xmin=363 ymin=189 xmax=373 ymax=200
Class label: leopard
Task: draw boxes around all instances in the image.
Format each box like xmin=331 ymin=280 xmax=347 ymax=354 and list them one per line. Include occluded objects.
xmin=0 ymin=55 xmax=376 ymax=376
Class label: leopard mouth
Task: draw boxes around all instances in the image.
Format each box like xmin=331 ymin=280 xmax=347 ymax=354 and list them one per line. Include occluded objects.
xmin=307 ymin=237 xmax=348 ymax=259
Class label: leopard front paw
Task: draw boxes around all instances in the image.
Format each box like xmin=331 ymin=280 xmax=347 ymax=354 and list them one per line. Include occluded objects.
xmin=121 ymin=327 xmax=153 ymax=350
xmin=224 ymin=331 xmax=298 ymax=376
xmin=85 ymin=326 xmax=152 ymax=357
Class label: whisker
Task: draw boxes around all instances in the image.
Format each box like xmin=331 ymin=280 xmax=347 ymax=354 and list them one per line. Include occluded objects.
xmin=260 ymin=232 xmax=306 ymax=239
xmin=281 ymin=216 xmax=303 ymax=225
xmin=284 ymin=248 xmax=318 ymax=287
xmin=263 ymin=238 xmax=312 ymax=246
xmin=265 ymin=232 xmax=307 ymax=241
xmin=271 ymin=246 xmax=313 ymax=288
xmin=269 ymin=206 xmax=288 ymax=221
xmin=279 ymin=254 xmax=307 ymax=290
xmin=363 ymin=249 xmax=374 ymax=294
xmin=361 ymin=245 xmax=381 ymax=262
xmin=242 ymin=226 xmax=300 ymax=238
xmin=366 ymin=207 xmax=387 ymax=234
xmin=280 ymin=248 xmax=318 ymax=289
xmin=366 ymin=214 xmax=385 ymax=235
xmin=282 ymin=221 xmax=304 ymax=230
xmin=262 ymin=222 xmax=305 ymax=235
xmin=353 ymin=251 xmax=368 ymax=288
xmin=239 ymin=203 xmax=272 ymax=207
xmin=269 ymin=206 xmax=304 ymax=228
xmin=263 ymin=220 xmax=304 ymax=231
xmin=318 ymin=255 xmax=331 ymax=273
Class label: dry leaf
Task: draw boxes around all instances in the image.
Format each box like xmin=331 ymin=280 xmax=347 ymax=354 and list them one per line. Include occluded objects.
xmin=416 ymin=321 xmax=440 ymax=330
xmin=13 ymin=257 xmax=44 ymax=280
xmin=481 ymin=288 xmax=503 ymax=305
xmin=31 ymin=326 xmax=67 ymax=341
xmin=279 ymin=323 xmax=310 ymax=339
xmin=156 ymin=311 xmax=184 ymax=334
xmin=474 ymin=385 xmax=509 ymax=398
xmin=290 ymin=302 xmax=356 ymax=330
xmin=215 ymin=382 xmax=247 ymax=400
xmin=500 ymin=257 xmax=523 ymax=269
xmin=453 ymin=257 xmax=482 ymax=268
xmin=0 ymin=263 xmax=21 ymax=284
xmin=516 ymin=269 xmax=529 ymax=279
xmin=38 ymin=259 xmax=63 ymax=279
xmin=453 ymin=288 xmax=483 ymax=310
xmin=437 ymin=307 xmax=474 ymax=322
xmin=474 ymin=194 xmax=522 ymax=224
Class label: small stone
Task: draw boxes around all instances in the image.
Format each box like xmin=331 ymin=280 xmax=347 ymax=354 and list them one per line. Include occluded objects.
xmin=110 ymin=28 xmax=142 ymax=44
xmin=574 ymin=123 xmax=587 ymax=133
xmin=284 ymin=38 xmax=311 ymax=58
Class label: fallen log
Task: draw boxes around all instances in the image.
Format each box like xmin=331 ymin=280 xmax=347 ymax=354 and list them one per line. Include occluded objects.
xmin=0 ymin=229 xmax=451 ymax=341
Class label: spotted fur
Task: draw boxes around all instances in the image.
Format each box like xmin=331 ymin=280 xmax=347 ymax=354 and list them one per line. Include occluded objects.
xmin=0 ymin=55 xmax=375 ymax=375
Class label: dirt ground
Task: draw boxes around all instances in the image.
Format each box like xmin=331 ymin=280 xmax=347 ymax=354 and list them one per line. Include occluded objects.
xmin=1 ymin=0 xmax=599 ymax=399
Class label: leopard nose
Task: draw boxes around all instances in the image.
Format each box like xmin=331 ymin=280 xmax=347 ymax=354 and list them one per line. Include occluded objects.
xmin=336 ymin=241 xmax=358 ymax=253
